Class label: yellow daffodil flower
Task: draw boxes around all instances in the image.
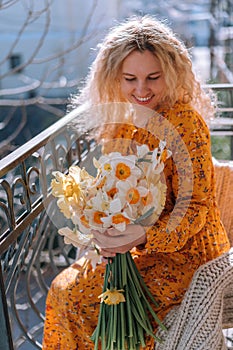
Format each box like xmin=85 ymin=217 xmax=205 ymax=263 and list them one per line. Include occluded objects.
xmin=98 ymin=288 xmax=125 ymax=305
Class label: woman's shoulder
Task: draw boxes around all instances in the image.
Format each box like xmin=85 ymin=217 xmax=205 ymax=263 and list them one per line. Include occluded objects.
xmin=162 ymin=101 xmax=209 ymax=131
xmin=169 ymin=101 xmax=201 ymax=118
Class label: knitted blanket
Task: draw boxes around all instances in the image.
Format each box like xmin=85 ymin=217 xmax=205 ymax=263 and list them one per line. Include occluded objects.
xmin=155 ymin=248 xmax=233 ymax=350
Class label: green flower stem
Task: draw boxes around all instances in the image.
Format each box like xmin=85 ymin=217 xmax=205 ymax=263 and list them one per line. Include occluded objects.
xmin=126 ymin=253 xmax=167 ymax=331
xmin=90 ymin=263 xmax=109 ymax=349
xmin=128 ymin=253 xmax=160 ymax=307
xmin=131 ymin=302 xmax=163 ymax=343
xmin=113 ymin=305 xmax=117 ymax=343
xmin=125 ymin=286 xmax=133 ymax=338
xmin=137 ymin=158 xmax=152 ymax=163
xmin=101 ymin=303 xmax=106 ymax=350
xmin=91 ymin=251 xmax=167 ymax=349
xmin=107 ymin=305 xmax=114 ymax=349
xmin=127 ymin=279 xmax=147 ymax=319
xmin=108 ymin=257 xmax=114 ymax=289
xmin=133 ymin=206 xmax=155 ymax=224
xmin=112 ymin=257 xmax=118 ymax=288
xmin=119 ymin=302 xmax=125 ymax=348
xmin=136 ymin=320 xmax=146 ymax=347
xmin=120 ymin=253 xmax=127 ymax=286
xmin=110 ymin=306 xmax=114 ymax=347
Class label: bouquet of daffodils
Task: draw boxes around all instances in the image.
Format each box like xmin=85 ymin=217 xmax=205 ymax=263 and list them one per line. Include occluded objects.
xmin=51 ymin=141 xmax=170 ymax=349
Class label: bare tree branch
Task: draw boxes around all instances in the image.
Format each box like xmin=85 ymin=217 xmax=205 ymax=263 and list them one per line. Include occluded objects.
xmin=0 ymin=0 xmax=51 ymax=78
xmin=0 ymin=0 xmax=20 ymax=10
xmin=0 ymin=106 xmax=17 ymax=130
xmin=32 ymin=0 xmax=99 ymax=64
xmin=0 ymin=0 xmax=101 ymax=158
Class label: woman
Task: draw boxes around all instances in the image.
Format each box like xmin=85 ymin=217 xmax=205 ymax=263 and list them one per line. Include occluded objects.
xmin=42 ymin=15 xmax=230 ymax=349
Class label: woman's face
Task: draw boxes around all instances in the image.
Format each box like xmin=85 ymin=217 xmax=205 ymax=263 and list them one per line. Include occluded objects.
xmin=120 ymin=50 xmax=166 ymax=110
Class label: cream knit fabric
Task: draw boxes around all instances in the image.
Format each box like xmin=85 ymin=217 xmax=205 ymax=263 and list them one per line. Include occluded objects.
xmin=155 ymin=248 xmax=233 ymax=350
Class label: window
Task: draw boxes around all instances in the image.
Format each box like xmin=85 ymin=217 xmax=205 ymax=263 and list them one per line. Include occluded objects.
xmin=9 ymin=54 xmax=23 ymax=73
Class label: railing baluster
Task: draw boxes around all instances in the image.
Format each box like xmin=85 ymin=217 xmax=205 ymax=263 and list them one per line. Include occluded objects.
xmin=0 ymin=266 xmax=14 ymax=350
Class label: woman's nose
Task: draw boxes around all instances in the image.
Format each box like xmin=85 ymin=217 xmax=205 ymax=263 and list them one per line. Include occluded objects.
xmin=135 ymin=81 xmax=149 ymax=95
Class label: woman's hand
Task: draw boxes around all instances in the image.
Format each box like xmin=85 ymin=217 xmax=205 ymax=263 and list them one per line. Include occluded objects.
xmin=91 ymin=224 xmax=146 ymax=257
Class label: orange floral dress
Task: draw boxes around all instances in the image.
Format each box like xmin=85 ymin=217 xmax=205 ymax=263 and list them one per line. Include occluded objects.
xmin=42 ymin=102 xmax=230 ymax=349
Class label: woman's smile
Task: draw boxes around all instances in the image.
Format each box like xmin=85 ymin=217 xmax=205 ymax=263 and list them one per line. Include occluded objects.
xmin=120 ymin=50 xmax=166 ymax=110
xmin=133 ymin=95 xmax=154 ymax=104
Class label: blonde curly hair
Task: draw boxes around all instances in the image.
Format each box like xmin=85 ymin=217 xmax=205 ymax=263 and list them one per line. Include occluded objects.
xmin=70 ymin=15 xmax=215 ymax=122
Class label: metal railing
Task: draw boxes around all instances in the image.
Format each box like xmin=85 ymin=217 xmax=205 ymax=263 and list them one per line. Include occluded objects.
xmin=208 ymin=83 xmax=233 ymax=159
xmin=0 ymin=85 xmax=232 ymax=349
xmin=0 ymin=105 xmax=93 ymax=349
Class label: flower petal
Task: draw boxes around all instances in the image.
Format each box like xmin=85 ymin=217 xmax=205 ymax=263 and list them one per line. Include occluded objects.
xmin=109 ymin=198 xmax=122 ymax=213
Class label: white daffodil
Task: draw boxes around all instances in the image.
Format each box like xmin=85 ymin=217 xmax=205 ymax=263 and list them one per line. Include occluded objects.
xmin=141 ymin=184 xmax=160 ymax=214
xmin=72 ymin=213 xmax=91 ymax=235
xmin=94 ymin=152 xmax=128 ymax=176
xmin=116 ymin=179 xmax=148 ymax=208
xmin=149 ymin=158 xmax=165 ymax=175
xmin=90 ymin=190 xmax=110 ymax=212
xmin=150 ymin=141 xmax=172 ymax=174
xmin=112 ymin=158 xmax=141 ymax=182
xmin=139 ymin=182 xmax=167 ymax=225
xmin=57 ymin=197 xmax=72 ymax=219
xmin=101 ymin=211 xmax=132 ymax=232
xmin=51 ymin=166 xmax=92 ymax=208
xmin=84 ymin=249 xmax=102 ymax=271
xmin=109 ymin=197 xmax=123 ymax=213
xmin=84 ymin=205 xmax=108 ymax=232
xmin=51 ymin=171 xmax=67 ymax=197
xmin=69 ymin=165 xmax=94 ymax=187
xmin=136 ymin=144 xmax=150 ymax=158
xmin=58 ymin=227 xmax=93 ymax=248
xmin=52 ymin=142 xmax=169 ymax=247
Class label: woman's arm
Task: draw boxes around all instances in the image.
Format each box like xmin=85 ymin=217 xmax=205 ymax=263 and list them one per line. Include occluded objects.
xmin=146 ymin=107 xmax=214 ymax=254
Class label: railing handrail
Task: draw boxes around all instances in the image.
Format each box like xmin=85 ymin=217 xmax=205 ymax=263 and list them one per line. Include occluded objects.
xmin=203 ymin=83 xmax=233 ymax=90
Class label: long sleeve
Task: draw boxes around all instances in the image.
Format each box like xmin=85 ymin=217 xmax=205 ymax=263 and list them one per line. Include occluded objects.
xmin=145 ymin=104 xmax=216 ymax=254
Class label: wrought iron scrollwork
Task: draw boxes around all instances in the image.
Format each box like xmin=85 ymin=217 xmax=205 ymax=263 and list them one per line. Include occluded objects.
xmin=0 ymin=119 xmax=87 ymax=349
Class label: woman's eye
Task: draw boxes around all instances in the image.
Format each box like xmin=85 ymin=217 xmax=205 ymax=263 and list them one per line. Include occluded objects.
xmin=148 ymin=76 xmax=160 ymax=80
xmin=125 ymin=77 xmax=136 ymax=81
